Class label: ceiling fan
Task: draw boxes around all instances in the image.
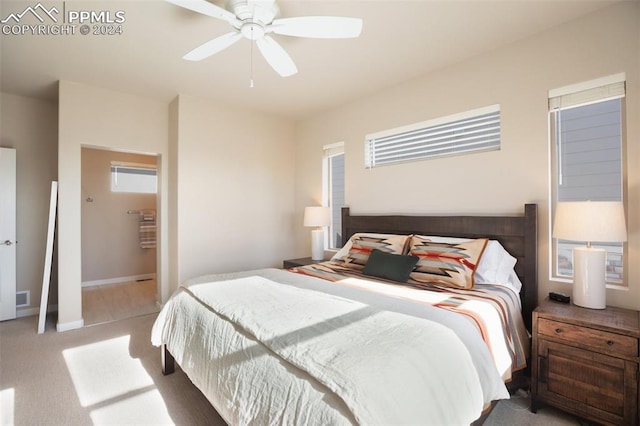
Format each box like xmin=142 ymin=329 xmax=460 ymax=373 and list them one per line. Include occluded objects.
xmin=167 ymin=0 xmax=363 ymax=77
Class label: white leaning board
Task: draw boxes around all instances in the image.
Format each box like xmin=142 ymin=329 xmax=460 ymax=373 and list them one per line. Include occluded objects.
xmin=38 ymin=181 xmax=57 ymax=334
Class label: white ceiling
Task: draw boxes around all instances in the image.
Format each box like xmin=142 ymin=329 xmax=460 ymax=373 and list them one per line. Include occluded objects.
xmin=0 ymin=0 xmax=621 ymax=119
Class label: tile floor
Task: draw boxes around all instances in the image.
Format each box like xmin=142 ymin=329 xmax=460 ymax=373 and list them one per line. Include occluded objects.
xmin=82 ymin=279 xmax=159 ymax=326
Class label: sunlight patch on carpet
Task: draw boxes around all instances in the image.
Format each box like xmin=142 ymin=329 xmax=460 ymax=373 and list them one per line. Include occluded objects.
xmin=0 ymin=388 xmax=14 ymax=425
xmin=90 ymin=388 xmax=173 ymax=424
xmin=63 ymin=335 xmax=153 ymax=406
xmin=62 ymin=334 xmax=172 ymax=423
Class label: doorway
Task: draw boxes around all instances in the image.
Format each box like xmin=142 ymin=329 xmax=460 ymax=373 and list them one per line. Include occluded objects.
xmin=80 ymin=147 xmax=159 ymax=325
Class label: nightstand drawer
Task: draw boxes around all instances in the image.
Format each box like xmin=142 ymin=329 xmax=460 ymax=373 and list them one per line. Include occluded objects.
xmin=539 ymin=317 xmax=637 ymax=357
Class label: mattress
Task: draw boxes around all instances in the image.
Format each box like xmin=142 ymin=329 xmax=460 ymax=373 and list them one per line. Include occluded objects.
xmin=152 ymin=266 xmax=526 ymax=425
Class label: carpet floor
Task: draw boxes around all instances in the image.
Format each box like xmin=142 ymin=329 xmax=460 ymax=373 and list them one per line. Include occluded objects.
xmin=1 ymin=313 xmax=224 ymax=425
xmin=1 ymin=313 xmax=583 ymax=425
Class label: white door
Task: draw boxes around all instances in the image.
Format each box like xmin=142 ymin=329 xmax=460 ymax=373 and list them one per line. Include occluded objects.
xmin=0 ymin=148 xmax=17 ymax=321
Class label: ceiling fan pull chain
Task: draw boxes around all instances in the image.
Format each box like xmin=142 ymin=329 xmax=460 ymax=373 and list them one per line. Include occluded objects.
xmin=250 ymin=26 xmax=255 ymax=88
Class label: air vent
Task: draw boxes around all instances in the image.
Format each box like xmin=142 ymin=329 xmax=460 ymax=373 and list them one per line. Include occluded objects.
xmin=16 ymin=291 xmax=30 ymax=307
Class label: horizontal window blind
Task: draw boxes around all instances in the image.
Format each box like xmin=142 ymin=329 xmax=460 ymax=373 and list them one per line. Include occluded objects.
xmin=323 ymin=142 xmax=344 ymax=158
xmin=549 ymin=81 xmax=625 ymax=110
xmin=110 ymin=166 xmax=156 ymax=176
xmin=365 ymin=105 xmax=500 ymax=168
xmin=111 ymin=161 xmax=157 ymax=194
xmin=549 ymin=73 xmax=626 ymax=110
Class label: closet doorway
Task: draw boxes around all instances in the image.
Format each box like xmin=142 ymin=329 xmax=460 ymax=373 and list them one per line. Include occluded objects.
xmin=81 ymin=147 xmax=159 ymax=326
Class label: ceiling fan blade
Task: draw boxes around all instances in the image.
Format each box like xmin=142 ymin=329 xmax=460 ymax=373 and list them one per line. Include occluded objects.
xmin=256 ymin=36 xmax=297 ymax=77
xmin=269 ymin=16 xmax=363 ymax=39
xmin=166 ymin=0 xmax=239 ymax=25
xmin=183 ymin=32 xmax=243 ymax=61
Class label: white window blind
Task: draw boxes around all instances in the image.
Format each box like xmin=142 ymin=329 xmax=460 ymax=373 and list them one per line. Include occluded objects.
xmin=549 ymin=73 xmax=625 ymax=110
xmin=111 ymin=161 xmax=157 ymax=194
xmin=364 ymin=105 xmax=500 ymax=168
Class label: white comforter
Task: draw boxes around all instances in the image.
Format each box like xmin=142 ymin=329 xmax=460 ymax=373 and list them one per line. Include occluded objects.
xmin=152 ymin=268 xmax=510 ymax=425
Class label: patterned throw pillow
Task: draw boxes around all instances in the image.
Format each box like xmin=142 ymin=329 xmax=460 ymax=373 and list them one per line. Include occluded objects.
xmin=408 ymin=236 xmax=488 ymax=289
xmin=333 ymin=234 xmax=409 ymax=270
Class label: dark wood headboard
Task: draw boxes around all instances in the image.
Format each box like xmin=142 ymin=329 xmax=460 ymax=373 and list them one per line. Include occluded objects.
xmin=341 ymin=204 xmax=538 ymax=331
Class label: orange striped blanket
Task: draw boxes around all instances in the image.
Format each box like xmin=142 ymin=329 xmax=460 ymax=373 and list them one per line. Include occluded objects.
xmin=290 ymin=261 xmax=529 ymax=381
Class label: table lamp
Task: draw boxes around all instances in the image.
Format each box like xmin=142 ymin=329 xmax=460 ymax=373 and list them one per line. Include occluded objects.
xmin=552 ymin=201 xmax=627 ymax=309
xmin=304 ymin=206 xmax=330 ymax=261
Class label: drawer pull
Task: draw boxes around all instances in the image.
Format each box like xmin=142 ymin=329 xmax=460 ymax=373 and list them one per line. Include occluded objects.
xmin=555 ymin=328 xmax=562 ymax=334
xmin=607 ymin=340 xmax=614 ymax=346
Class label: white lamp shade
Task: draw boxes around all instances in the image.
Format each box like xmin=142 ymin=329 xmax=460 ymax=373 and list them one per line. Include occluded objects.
xmin=553 ymin=201 xmax=627 ymax=243
xmin=304 ymin=206 xmax=330 ymax=227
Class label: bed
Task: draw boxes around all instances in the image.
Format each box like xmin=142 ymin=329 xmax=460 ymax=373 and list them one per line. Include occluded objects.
xmin=152 ymin=204 xmax=538 ymax=425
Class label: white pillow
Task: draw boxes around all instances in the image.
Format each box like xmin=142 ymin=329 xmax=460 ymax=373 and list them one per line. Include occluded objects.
xmin=506 ymin=270 xmax=523 ymax=294
xmin=475 ymin=240 xmax=517 ymax=286
xmin=476 ymin=270 xmax=522 ymax=300
xmin=420 ymin=235 xmax=469 ymax=244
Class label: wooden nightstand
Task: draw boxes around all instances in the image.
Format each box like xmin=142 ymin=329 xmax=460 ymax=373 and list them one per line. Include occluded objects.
xmin=282 ymin=257 xmax=325 ymax=269
xmin=531 ymin=298 xmax=640 ymax=425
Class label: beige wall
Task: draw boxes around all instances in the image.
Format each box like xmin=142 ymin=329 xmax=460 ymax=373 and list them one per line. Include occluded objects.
xmin=57 ymin=84 xmax=296 ymax=330
xmin=7 ymin=2 xmax=638 ymax=329
xmin=167 ymin=98 xmax=180 ymax=297
xmin=81 ymin=148 xmax=157 ymax=283
xmin=294 ymin=2 xmax=640 ymax=310
xmin=0 ymin=93 xmax=58 ymax=316
xmin=172 ymin=95 xmax=296 ymax=281
xmin=58 ymin=81 xmax=169 ymax=330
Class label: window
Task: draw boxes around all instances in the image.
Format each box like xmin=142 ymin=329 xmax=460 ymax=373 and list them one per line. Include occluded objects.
xmin=364 ymin=105 xmax=500 ymax=168
xmin=549 ymin=74 xmax=626 ymax=284
xmin=323 ymin=143 xmax=345 ymax=249
xmin=110 ymin=162 xmax=157 ymax=194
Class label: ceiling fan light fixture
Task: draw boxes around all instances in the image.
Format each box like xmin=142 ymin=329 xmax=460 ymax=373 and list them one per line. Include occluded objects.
xmin=228 ymin=0 xmax=278 ymax=24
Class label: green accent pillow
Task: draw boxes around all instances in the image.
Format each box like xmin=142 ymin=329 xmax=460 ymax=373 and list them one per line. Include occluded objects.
xmin=362 ymin=249 xmax=419 ymax=282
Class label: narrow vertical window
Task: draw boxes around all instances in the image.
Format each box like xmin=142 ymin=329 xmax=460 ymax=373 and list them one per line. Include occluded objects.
xmin=549 ymin=74 xmax=626 ymax=284
xmin=323 ymin=143 xmax=345 ymax=249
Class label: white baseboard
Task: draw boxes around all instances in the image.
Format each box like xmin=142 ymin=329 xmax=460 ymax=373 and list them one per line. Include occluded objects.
xmin=82 ymin=273 xmax=157 ymax=288
xmin=57 ymin=319 xmax=84 ymax=332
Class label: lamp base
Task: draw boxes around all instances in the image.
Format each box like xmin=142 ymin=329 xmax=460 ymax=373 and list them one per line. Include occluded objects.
xmin=311 ymin=229 xmax=325 ymax=261
xmin=572 ymin=246 xmax=606 ymax=309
